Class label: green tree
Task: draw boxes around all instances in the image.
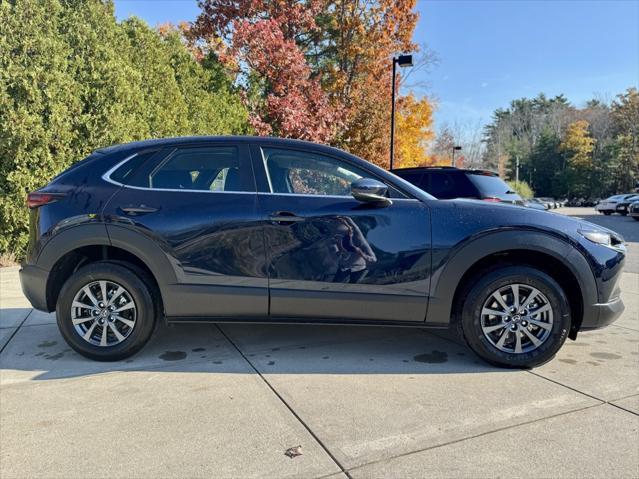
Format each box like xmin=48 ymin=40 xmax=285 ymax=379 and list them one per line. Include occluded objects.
xmin=610 ymin=88 xmax=639 ymax=192
xmin=528 ymin=130 xmax=563 ymax=197
xmin=0 ymin=0 xmax=250 ymax=258
xmin=0 ymin=0 xmax=81 ymax=255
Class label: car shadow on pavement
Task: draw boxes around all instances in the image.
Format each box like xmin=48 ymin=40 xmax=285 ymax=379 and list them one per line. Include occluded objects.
xmin=0 ymin=321 xmax=507 ymax=382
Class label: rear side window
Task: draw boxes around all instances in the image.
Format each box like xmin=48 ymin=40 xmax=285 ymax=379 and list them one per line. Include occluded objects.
xmin=428 ymin=171 xmax=477 ymax=199
xmin=110 ymin=150 xmax=158 ymax=184
xmin=466 ymin=173 xmax=512 ymax=197
xmin=148 ymin=146 xmax=247 ymax=192
xmin=395 ymin=172 xmax=425 ymax=189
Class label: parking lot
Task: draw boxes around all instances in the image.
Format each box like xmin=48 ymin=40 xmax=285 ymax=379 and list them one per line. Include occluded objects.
xmin=1 ymin=207 xmax=637 ymax=478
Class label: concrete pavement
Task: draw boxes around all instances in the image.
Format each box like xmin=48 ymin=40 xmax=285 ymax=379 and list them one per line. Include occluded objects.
xmin=1 ymin=208 xmax=637 ymax=478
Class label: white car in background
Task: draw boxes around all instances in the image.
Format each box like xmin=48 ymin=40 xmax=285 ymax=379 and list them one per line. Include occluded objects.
xmin=595 ymin=194 xmax=638 ymax=215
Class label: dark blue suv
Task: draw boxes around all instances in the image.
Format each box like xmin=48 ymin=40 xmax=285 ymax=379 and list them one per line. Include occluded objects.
xmin=20 ymin=136 xmax=626 ymax=367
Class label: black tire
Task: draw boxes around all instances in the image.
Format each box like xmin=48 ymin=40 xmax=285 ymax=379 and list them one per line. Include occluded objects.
xmin=633 ymin=217 xmax=639 ymax=222
xmin=459 ymin=266 xmax=571 ymax=368
xmin=56 ymin=262 xmax=156 ymax=361
xmin=620 ymin=212 xmax=628 ymax=216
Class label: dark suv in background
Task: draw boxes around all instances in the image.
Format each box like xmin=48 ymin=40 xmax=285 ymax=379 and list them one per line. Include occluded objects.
xmin=20 ymin=137 xmax=626 ymax=368
xmin=392 ymin=166 xmax=524 ymax=205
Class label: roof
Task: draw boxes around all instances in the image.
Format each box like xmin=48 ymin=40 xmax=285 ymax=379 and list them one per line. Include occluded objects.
xmin=392 ymin=166 xmax=499 ymax=176
xmin=95 ymin=135 xmax=335 ymax=155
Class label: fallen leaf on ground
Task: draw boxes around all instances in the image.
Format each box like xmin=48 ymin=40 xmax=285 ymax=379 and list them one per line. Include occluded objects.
xmin=284 ymin=445 xmax=303 ymax=458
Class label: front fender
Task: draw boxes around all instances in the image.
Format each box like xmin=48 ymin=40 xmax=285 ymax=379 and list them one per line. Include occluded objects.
xmin=425 ymin=229 xmax=597 ymax=326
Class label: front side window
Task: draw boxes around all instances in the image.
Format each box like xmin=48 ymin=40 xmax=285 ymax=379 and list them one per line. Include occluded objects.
xmin=148 ymin=146 xmax=247 ymax=192
xmin=262 ymin=148 xmax=376 ymax=196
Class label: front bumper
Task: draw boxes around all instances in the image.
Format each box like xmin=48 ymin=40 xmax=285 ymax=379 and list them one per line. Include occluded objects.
xmin=581 ymin=296 xmax=625 ymax=331
xmin=19 ymin=264 xmax=50 ymax=312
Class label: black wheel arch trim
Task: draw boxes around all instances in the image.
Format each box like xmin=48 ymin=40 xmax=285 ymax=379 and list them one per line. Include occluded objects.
xmin=425 ymin=229 xmax=597 ymax=329
xmin=34 ymin=223 xmax=177 ymax=311
xmin=36 ymin=224 xmax=111 ymax=270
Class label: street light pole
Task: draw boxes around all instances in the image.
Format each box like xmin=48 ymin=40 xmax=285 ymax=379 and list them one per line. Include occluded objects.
xmin=390 ymin=58 xmax=397 ymax=171
xmin=451 ymin=145 xmax=462 ymax=167
xmin=389 ymin=54 xmax=413 ymax=170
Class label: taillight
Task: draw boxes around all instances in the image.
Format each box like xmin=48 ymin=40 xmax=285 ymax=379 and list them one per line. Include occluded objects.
xmin=26 ymin=192 xmax=65 ymax=209
xmin=482 ymin=197 xmax=501 ymax=203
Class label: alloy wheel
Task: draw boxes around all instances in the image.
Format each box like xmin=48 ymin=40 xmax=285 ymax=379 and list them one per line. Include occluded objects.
xmin=480 ymin=283 xmax=553 ymax=354
xmin=70 ymin=280 xmax=137 ymax=347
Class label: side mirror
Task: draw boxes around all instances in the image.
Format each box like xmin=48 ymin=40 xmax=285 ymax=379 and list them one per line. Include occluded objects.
xmin=351 ymin=178 xmax=392 ymax=206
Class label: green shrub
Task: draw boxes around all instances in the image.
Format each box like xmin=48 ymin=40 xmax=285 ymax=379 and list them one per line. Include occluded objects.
xmin=507 ymin=180 xmax=534 ymax=199
xmin=0 ymin=0 xmax=250 ymax=259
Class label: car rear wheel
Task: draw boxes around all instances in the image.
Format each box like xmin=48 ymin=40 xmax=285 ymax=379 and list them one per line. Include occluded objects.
xmin=56 ymin=262 xmax=156 ymax=361
xmin=459 ymin=266 xmax=570 ymax=368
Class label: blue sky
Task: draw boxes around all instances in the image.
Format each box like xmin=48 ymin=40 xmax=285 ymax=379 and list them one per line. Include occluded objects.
xmin=115 ymin=0 xmax=639 ymax=129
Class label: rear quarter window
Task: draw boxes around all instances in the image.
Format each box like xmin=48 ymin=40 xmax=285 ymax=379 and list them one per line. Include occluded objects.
xmin=109 ymin=150 xmax=159 ymax=184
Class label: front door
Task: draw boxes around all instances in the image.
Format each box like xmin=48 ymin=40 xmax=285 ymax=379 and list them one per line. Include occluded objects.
xmin=252 ymin=145 xmax=431 ymax=323
xmin=104 ymin=142 xmax=268 ymax=319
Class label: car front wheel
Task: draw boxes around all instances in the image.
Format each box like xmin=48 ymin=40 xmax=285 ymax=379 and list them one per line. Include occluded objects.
xmin=459 ymin=266 xmax=570 ymax=368
xmin=56 ymin=262 xmax=156 ymax=361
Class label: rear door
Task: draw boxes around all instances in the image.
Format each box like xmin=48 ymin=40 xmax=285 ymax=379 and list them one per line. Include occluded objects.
xmin=103 ymin=142 xmax=268 ymax=319
xmin=251 ymin=144 xmax=431 ymax=323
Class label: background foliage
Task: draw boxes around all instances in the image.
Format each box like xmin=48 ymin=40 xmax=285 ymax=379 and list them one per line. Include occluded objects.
xmin=189 ymin=0 xmax=435 ymax=168
xmin=482 ymin=89 xmax=639 ymax=198
xmin=1 ymin=0 xmax=636 ymax=259
xmin=0 ymin=0 xmax=250 ymax=256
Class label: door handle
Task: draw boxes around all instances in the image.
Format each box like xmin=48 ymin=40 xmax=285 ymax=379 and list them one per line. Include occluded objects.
xmin=120 ymin=205 xmax=159 ymax=215
xmin=269 ymin=211 xmax=304 ymax=224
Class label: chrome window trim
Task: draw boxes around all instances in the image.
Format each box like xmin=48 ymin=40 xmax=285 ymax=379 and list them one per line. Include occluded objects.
xmin=101 ymin=151 xmax=257 ymax=195
xmin=256 ymin=192 xmax=420 ymax=202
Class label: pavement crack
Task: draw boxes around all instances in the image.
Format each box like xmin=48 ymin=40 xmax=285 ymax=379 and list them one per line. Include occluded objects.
xmin=0 ymin=309 xmax=33 ymax=354
xmin=527 ymin=370 xmax=621 ymax=405
xmin=215 ymin=324 xmax=352 ymax=479
xmin=344 ymin=402 xmax=604 ymax=476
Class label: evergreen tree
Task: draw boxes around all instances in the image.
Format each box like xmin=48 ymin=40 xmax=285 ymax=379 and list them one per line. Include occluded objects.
xmin=0 ymin=0 xmax=251 ymax=258
xmin=0 ymin=0 xmax=81 ymax=254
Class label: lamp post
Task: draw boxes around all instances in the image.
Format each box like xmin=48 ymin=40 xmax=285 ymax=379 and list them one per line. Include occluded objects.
xmin=390 ymin=54 xmax=413 ymax=170
xmin=451 ymin=145 xmax=462 ymax=167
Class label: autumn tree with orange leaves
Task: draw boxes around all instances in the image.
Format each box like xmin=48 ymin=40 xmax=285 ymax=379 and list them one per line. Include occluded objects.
xmin=394 ymin=93 xmax=435 ymax=167
xmin=190 ymin=0 xmax=435 ymax=167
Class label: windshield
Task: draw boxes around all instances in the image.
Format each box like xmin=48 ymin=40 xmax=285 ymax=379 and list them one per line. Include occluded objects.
xmin=466 ymin=173 xmax=519 ymax=197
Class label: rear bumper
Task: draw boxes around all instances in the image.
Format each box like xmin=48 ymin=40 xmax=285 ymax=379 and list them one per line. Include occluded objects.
xmin=19 ymin=264 xmax=50 ymax=312
xmin=581 ymin=296 xmax=624 ymax=331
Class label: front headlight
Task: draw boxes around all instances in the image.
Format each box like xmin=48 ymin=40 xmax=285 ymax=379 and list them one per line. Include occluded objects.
xmin=578 ymin=229 xmax=624 ymax=249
